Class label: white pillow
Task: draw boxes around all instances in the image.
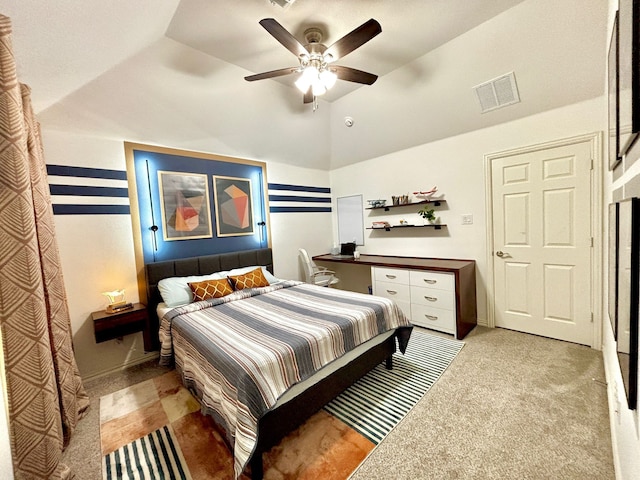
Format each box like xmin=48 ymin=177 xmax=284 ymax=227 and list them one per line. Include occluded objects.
xmin=157 ymin=271 xmax=228 ymax=307
xmin=227 ymin=265 xmax=281 ymax=285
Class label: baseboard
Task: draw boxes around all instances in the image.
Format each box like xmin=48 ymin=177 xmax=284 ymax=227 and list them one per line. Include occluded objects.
xmin=83 ymin=352 xmax=159 ymax=383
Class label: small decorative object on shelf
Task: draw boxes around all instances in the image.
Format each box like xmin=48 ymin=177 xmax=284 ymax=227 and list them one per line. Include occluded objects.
xmin=392 ymin=194 xmax=409 ymax=205
xmin=418 ymin=207 xmax=436 ymax=224
xmin=413 ymin=186 xmax=438 ymax=199
xmin=367 ymin=199 xmax=386 ymax=208
xmin=372 ymin=221 xmax=391 ymax=229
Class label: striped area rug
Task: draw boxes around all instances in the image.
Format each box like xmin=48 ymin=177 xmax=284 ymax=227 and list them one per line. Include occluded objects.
xmin=324 ymin=330 xmax=464 ymax=443
xmin=101 ymin=329 xmax=463 ymax=479
xmin=103 ymin=425 xmax=189 ymax=479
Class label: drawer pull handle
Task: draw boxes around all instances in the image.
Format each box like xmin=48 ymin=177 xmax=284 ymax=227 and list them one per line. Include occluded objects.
xmin=385 ymin=274 xmax=397 ymax=279
xmin=386 ymin=289 xmax=397 ymax=294
xmin=424 ymin=314 xmax=438 ymax=321
xmin=423 ymin=279 xmax=437 ymax=284
xmin=424 ymin=296 xmax=438 ymax=302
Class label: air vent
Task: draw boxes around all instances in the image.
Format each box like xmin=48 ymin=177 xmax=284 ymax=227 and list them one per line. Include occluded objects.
xmin=473 ymin=72 xmax=520 ymax=113
xmin=269 ymin=0 xmax=297 ymax=7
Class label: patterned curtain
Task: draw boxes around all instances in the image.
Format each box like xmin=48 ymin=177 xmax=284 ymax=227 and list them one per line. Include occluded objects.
xmin=0 ymin=15 xmax=90 ymax=479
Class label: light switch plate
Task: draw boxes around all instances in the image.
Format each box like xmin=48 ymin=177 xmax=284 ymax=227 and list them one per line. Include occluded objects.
xmin=462 ymin=214 xmax=473 ymax=225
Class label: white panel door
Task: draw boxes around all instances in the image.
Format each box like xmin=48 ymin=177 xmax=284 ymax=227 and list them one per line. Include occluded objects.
xmin=491 ymin=140 xmax=592 ymax=345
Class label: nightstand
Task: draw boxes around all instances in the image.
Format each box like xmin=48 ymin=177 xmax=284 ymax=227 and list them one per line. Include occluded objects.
xmin=92 ymin=303 xmax=153 ymax=351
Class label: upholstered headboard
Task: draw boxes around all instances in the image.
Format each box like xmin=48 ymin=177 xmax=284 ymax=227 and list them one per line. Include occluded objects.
xmin=144 ymin=248 xmax=273 ymax=349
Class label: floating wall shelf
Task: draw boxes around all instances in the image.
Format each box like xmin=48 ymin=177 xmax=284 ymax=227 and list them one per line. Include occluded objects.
xmin=366 ymin=199 xmax=446 ymax=211
xmin=367 ymin=224 xmax=447 ymax=231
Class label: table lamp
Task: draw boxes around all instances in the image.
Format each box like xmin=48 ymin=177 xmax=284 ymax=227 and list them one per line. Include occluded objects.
xmin=102 ymin=289 xmax=133 ymax=313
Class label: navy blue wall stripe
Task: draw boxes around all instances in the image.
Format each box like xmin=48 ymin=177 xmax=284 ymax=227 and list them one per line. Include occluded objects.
xmin=52 ymin=204 xmax=131 ymax=215
xmin=268 ymin=183 xmax=331 ymax=194
xmin=49 ymin=185 xmax=129 ymax=197
xmin=269 ymin=206 xmax=332 ymax=213
xmin=47 ymin=165 xmax=127 ymax=181
xmin=268 ymin=195 xmax=331 ymax=203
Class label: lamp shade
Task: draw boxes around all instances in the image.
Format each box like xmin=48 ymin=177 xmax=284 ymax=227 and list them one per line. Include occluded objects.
xmin=102 ymin=289 xmax=126 ymax=306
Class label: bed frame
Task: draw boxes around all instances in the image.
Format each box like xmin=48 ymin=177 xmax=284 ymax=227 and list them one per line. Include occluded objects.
xmin=144 ymin=248 xmax=396 ymax=479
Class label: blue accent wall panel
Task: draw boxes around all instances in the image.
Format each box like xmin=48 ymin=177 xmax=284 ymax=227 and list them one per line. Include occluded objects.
xmin=133 ymin=149 xmax=268 ymax=264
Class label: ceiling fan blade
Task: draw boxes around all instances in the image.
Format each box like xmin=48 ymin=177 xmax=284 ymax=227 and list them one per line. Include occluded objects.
xmin=332 ymin=65 xmax=378 ymax=85
xmin=303 ymin=90 xmax=313 ymax=104
xmin=244 ymin=67 xmax=298 ymax=82
xmin=324 ymin=19 xmax=381 ymax=62
xmin=259 ymin=18 xmax=309 ymax=58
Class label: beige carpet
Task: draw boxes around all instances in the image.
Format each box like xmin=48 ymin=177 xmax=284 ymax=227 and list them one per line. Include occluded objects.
xmin=62 ymin=326 xmax=615 ymax=479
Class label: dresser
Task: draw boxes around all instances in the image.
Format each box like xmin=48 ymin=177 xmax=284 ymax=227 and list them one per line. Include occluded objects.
xmin=314 ymin=254 xmax=477 ymax=339
xmin=374 ymin=266 xmax=462 ymax=335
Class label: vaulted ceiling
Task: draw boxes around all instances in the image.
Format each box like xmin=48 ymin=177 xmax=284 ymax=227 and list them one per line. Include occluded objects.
xmin=3 ymin=0 xmax=608 ymax=170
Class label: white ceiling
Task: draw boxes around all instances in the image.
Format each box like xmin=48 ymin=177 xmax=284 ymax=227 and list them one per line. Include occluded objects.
xmin=1 ymin=0 xmax=608 ymax=170
xmin=165 ymin=0 xmax=528 ymax=103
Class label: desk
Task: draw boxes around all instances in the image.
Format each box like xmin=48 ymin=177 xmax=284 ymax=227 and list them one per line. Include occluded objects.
xmin=313 ymin=254 xmax=477 ymax=339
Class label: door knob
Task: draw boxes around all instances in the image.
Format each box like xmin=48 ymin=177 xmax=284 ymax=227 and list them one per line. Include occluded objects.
xmin=496 ymin=251 xmax=505 ymax=257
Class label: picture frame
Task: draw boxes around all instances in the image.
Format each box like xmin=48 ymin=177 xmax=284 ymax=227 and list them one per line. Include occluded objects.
xmin=157 ymin=171 xmax=212 ymax=241
xmin=618 ymin=0 xmax=640 ymax=156
xmin=213 ymin=175 xmax=254 ymax=237
xmin=609 ymin=12 xmax=621 ymax=170
xmin=616 ymin=197 xmax=639 ymax=410
xmin=609 ymin=202 xmax=619 ymax=338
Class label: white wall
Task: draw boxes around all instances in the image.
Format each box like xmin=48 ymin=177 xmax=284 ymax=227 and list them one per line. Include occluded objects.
xmin=601 ymin=2 xmax=640 ymax=478
xmin=330 ymin=96 xmax=605 ymax=325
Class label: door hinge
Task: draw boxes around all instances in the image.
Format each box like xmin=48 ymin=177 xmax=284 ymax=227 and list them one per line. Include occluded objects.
xmin=591 ymin=312 xmax=594 ymax=323
xmin=591 ymin=158 xmax=594 ymax=170
xmin=591 ymin=237 xmax=594 ymax=247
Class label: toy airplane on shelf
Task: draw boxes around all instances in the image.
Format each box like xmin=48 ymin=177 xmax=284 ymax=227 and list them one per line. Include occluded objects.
xmin=412 ymin=186 xmax=437 ymax=198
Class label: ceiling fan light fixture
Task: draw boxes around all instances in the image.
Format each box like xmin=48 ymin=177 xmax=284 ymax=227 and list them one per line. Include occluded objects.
xmin=294 ymin=75 xmax=310 ymax=93
xmin=295 ymin=65 xmax=318 ymax=93
xmin=312 ymin=79 xmax=327 ymax=96
xmin=319 ymin=69 xmax=337 ymax=89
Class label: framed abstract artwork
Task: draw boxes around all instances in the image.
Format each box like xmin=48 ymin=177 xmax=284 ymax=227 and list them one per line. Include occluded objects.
xmin=158 ymin=171 xmax=212 ymax=241
xmin=213 ymin=175 xmax=254 ymax=237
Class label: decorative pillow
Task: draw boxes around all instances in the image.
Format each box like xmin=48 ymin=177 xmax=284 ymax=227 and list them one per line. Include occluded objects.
xmin=227 ymin=265 xmax=281 ymax=284
xmin=188 ymin=278 xmax=234 ymax=301
xmin=228 ymin=267 xmax=270 ymax=290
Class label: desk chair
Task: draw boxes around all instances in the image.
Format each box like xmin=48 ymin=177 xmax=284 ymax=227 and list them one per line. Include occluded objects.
xmin=298 ymin=248 xmax=340 ymax=288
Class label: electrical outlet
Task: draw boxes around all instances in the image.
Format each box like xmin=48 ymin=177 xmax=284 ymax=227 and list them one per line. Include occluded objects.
xmin=461 ymin=214 xmax=473 ymax=225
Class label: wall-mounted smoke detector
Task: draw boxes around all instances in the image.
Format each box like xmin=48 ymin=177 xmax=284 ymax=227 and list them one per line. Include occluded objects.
xmin=473 ymin=72 xmax=520 ymax=113
xmin=269 ymin=0 xmax=297 ymax=8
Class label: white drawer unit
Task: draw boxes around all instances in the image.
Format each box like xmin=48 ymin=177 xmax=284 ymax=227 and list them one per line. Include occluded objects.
xmin=375 ymin=280 xmax=411 ymax=304
xmin=410 ymin=285 xmax=455 ymax=310
xmin=374 ymin=267 xmax=410 ymax=285
xmin=410 ymin=270 xmax=454 ymax=291
xmin=410 ymin=304 xmax=455 ymax=334
xmin=372 ymin=264 xmax=475 ymax=339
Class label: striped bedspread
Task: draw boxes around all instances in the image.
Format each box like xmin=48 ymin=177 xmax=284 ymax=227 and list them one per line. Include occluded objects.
xmin=159 ymin=280 xmax=411 ymax=479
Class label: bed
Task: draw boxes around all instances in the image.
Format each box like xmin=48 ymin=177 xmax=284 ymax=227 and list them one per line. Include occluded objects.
xmin=145 ymin=248 xmax=412 ymax=479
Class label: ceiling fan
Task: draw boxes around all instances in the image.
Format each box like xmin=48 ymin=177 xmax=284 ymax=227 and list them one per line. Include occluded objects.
xmin=244 ymin=18 xmax=382 ymax=109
